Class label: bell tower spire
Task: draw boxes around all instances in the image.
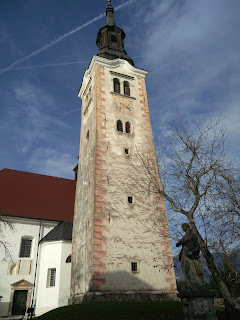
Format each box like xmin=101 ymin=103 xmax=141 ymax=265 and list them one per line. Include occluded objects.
xmin=106 ymin=0 xmax=115 ymax=26
xmin=96 ymin=0 xmax=134 ymax=65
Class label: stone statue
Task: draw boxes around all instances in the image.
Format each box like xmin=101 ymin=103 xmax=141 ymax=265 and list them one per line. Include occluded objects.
xmin=176 ymin=223 xmax=204 ymax=290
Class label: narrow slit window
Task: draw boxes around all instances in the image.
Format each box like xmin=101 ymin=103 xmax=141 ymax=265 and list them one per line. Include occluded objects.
xmin=113 ymin=78 xmax=120 ymax=94
xmin=124 ymin=81 xmax=130 ymax=96
xmin=117 ymin=120 xmax=123 ymax=132
xmin=125 ymin=121 xmax=131 ymax=134
xmin=86 ymin=130 xmax=89 ymax=140
xmin=131 ymin=262 xmax=138 ymax=273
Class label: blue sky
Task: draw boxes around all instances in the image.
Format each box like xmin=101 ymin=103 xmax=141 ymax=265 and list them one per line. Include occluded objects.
xmin=1 ymin=0 xmax=240 ymax=180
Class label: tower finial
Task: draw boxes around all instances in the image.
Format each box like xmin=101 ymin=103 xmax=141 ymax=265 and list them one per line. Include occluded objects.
xmin=105 ymin=0 xmax=115 ymax=26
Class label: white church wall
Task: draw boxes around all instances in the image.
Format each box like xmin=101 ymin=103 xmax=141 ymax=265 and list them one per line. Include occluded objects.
xmin=0 ymin=216 xmax=58 ymax=317
xmin=58 ymin=242 xmax=72 ymax=307
xmin=35 ymin=240 xmax=72 ymax=316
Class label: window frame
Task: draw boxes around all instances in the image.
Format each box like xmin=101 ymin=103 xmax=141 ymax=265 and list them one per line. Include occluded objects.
xmin=127 ymin=196 xmax=134 ymax=205
xmin=117 ymin=119 xmax=123 ymax=132
xmin=125 ymin=121 xmax=131 ymax=134
xmin=124 ymin=148 xmax=130 ymax=156
xmin=123 ymin=81 xmax=130 ymax=96
xmin=19 ymin=237 xmax=33 ymax=258
xmin=47 ymin=268 xmax=56 ymax=288
xmin=113 ymin=78 xmax=120 ymax=94
xmin=131 ymin=262 xmax=139 ymax=273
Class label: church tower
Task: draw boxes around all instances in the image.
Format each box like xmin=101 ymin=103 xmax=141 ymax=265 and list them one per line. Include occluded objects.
xmin=70 ymin=0 xmax=176 ymax=303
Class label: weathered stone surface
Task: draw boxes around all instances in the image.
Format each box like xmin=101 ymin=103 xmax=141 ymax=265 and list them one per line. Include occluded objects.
xmin=181 ymin=296 xmax=218 ymax=320
xmin=77 ymin=290 xmax=178 ymax=303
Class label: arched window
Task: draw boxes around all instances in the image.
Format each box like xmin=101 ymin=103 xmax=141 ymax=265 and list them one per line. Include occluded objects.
xmin=125 ymin=121 xmax=131 ymax=134
xmin=111 ymin=35 xmax=117 ymax=43
xmin=113 ymin=78 xmax=120 ymax=94
xmin=117 ymin=120 xmax=123 ymax=132
xmin=124 ymin=81 xmax=130 ymax=96
xmin=66 ymin=255 xmax=72 ymax=263
xmin=19 ymin=237 xmax=33 ymax=258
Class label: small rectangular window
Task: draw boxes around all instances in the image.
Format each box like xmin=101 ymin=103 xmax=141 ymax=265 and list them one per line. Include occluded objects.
xmin=19 ymin=239 xmax=32 ymax=258
xmin=131 ymin=262 xmax=139 ymax=273
xmin=124 ymin=148 xmax=129 ymax=155
xmin=47 ymin=268 xmax=56 ymax=287
xmin=128 ymin=196 xmax=133 ymax=204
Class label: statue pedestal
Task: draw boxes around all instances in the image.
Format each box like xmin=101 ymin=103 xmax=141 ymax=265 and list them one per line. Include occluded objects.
xmin=178 ymin=290 xmax=217 ymax=320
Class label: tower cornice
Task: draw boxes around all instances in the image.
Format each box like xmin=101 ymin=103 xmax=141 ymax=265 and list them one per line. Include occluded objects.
xmin=78 ymin=55 xmax=148 ymax=98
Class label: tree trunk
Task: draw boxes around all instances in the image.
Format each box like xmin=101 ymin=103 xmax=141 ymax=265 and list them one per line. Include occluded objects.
xmin=189 ymin=221 xmax=238 ymax=313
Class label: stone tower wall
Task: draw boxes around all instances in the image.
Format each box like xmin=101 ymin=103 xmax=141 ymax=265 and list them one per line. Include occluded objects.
xmin=70 ymin=56 xmax=176 ymax=303
xmin=70 ymin=71 xmax=97 ymax=300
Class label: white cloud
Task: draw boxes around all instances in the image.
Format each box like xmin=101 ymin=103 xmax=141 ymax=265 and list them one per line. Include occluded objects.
xmin=27 ymin=148 xmax=76 ymax=179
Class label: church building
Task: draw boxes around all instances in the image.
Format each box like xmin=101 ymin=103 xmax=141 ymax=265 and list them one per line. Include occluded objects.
xmin=0 ymin=169 xmax=75 ymax=317
xmin=0 ymin=0 xmax=176 ymax=317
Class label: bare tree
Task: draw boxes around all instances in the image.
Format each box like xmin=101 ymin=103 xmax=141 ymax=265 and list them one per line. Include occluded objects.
xmin=0 ymin=211 xmax=14 ymax=262
xmin=129 ymin=115 xmax=239 ymax=313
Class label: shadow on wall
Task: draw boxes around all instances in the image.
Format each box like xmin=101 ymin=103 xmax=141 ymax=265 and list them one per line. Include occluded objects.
xmin=70 ymin=270 xmax=176 ymax=304
xmin=91 ymin=270 xmax=155 ymax=291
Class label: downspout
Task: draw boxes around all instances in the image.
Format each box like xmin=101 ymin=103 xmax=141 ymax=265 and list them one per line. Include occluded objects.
xmin=31 ymin=221 xmax=42 ymax=309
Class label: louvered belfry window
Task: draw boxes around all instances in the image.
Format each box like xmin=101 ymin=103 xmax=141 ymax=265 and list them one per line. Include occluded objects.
xmin=19 ymin=238 xmax=32 ymax=257
xmin=113 ymin=78 xmax=120 ymax=94
xmin=124 ymin=81 xmax=130 ymax=96
xmin=111 ymin=35 xmax=118 ymax=47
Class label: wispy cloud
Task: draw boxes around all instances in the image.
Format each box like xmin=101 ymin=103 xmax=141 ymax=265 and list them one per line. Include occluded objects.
xmin=8 ymin=82 xmax=67 ymax=153
xmin=129 ymin=0 xmax=240 ymax=157
xmin=27 ymin=148 xmax=76 ymax=179
xmin=0 ymin=0 xmax=135 ymax=74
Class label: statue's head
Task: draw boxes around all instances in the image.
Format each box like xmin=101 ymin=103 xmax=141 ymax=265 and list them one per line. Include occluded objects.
xmin=182 ymin=223 xmax=190 ymax=232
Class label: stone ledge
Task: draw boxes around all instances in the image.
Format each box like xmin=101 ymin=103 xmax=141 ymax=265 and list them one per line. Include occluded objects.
xmin=69 ymin=290 xmax=178 ymax=304
xmin=178 ymin=289 xmax=216 ymax=299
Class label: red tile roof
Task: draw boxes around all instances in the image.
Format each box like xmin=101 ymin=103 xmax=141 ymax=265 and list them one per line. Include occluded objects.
xmin=0 ymin=169 xmax=76 ymax=222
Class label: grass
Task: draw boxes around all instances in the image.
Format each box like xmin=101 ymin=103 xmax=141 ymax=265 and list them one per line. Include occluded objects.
xmin=34 ymin=301 xmax=184 ymax=320
xmin=34 ymin=301 xmax=240 ymax=320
